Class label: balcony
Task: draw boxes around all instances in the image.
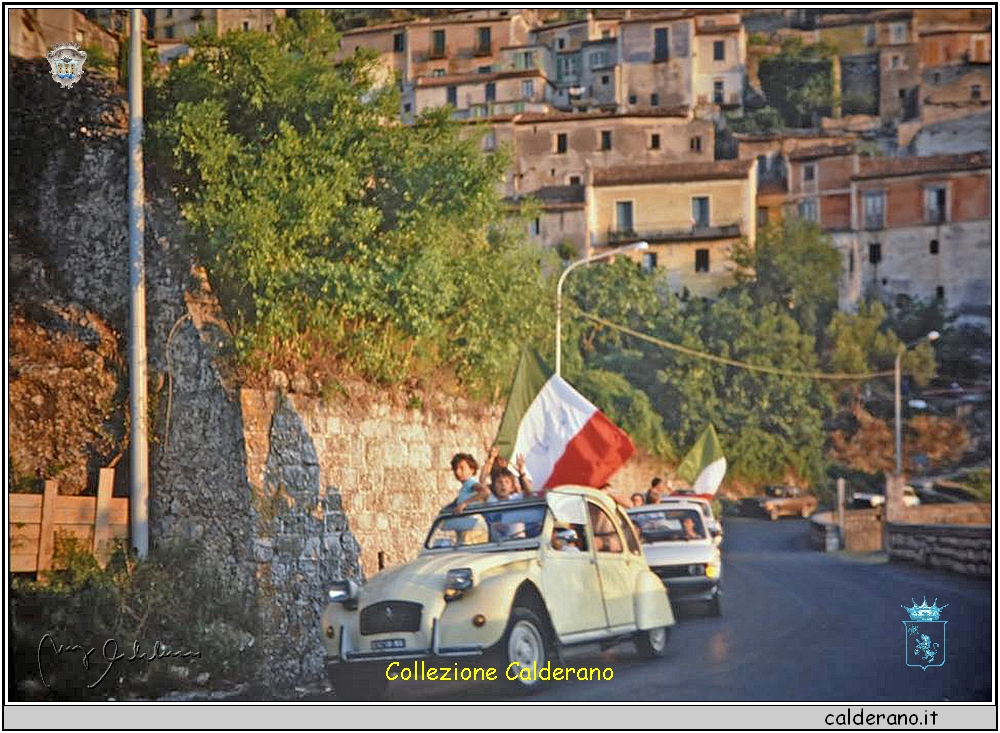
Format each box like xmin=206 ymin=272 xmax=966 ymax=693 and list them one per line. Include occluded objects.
xmin=429 ymin=47 xmax=447 ymax=60
xmin=474 ymin=43 xmax=493 ymax=57
xmin=607 ymin=223 xmax=742 ymax=244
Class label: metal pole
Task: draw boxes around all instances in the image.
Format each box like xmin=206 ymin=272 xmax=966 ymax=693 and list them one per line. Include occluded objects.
xmin=128 ymin=9 xmax=149 ymax=558
xmin=893 ymin=348 xmax=903 ymax=478
xmin=554 ymin=241 xmax=649 ymax=377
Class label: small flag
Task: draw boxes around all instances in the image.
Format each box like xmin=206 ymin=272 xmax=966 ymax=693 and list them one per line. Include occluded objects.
xmin=676 ymin=424 xmax=727 ymax=496
xmin=494 ymin=349 xmax=635 ymax=489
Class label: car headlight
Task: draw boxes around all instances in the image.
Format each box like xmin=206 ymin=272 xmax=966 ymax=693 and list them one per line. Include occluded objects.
xmin=444 ymin=568 xmax=473 ymax=601
xmin=687 ymin=564 xmax=704 ymax=576
xmin=328 ymin=579 xmax=359 ymax=606
xmin=705 ymin=562 xmax=720 ymax=579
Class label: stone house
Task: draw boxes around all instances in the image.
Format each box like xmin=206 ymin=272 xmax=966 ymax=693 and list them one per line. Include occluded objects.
xmin=150 ymin=8 xmax=285 ymax=39
xmin=405 ymin=67 xmax=550 ymax=121
xmin=586 ymin=158 xmax=758 ymax=298
xmin=9 ymin=8 xmax=120 ymax=62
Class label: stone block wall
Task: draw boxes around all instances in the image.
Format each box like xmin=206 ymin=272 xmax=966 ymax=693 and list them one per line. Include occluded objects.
xmin=885 ymin=523 xmax=991 ymax=578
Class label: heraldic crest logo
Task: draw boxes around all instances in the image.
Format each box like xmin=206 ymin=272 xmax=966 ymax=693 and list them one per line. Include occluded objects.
xmin=46 ymin=42 xmax=88 ymax=88
xmin=902 ymin=597 xmax=948 ymax=670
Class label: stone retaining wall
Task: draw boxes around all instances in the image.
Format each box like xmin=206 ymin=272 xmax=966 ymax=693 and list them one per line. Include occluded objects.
xmin=885 ymin=523 xmax=991 ymax=578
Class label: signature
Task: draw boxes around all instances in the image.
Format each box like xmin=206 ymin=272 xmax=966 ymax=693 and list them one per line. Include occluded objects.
xmin=37 ymin=634 xmax=202 ymax=689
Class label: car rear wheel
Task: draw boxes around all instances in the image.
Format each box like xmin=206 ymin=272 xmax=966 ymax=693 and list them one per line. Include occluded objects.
xmin=634 ymin=626 xmax=670 ymax=658
xmin=328 ymin=662 xmax=389 ymax=701
xmin=503 ymin=607 xmax=550 ymax=692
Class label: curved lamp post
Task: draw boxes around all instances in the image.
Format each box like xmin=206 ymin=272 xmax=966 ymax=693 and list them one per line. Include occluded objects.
xmin=555 ymin=241 xmax=649 ymax=376
xmin=894 ymin=330 xmax=940 ymax=476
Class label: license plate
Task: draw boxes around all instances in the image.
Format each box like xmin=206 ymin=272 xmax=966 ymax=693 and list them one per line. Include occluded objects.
xmin=371 ymin=638 xmax=406 ymax=651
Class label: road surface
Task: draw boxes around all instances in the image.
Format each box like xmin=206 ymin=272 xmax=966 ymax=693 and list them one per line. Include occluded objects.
xmin=312 ymin=517 xmax=991 ymax=702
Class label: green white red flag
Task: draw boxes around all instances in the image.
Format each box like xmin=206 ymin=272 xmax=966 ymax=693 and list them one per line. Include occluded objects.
xmin=676 ymin=424 xmax=727 ymax=497
xmin=493 ymin=350 xmax=635 ymax=489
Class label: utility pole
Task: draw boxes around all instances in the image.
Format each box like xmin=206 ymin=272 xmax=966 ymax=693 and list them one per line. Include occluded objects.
xmin=128 ymin=8 xmax=149 ymax=558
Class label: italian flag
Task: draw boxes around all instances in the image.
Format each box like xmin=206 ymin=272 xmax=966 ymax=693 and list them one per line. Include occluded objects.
xmin=493 ymin=350 xmax=635 ymax=489
xmin=676 ymin=424 xmax=727 ymax=497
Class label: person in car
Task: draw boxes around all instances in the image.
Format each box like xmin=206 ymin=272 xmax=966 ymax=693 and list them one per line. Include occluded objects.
xmin=588 ymin=502 xmax=623 ymax=552
xmin=682 ymin=515 xmax=704 ymax=540
xmin=448 ymin=453 xmax=490 ymax=514
xmin=646 ymin=485 xmax=664 ymax=505
xmin=488 ymin=469 xmax=524 ymax=503
xmin=630 ymin=492 xmax=646 ymax=507
xmin=480 ymin=446 xmax=534 ymax=496
xmin=550 ymin=522 xmax=583 ymax=552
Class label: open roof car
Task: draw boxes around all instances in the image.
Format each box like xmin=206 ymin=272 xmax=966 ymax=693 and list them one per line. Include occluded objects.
xmin=627 ymin=501 xmax=723 ymax=617
xmin=321 ymin=487 xmax=674 ymax=699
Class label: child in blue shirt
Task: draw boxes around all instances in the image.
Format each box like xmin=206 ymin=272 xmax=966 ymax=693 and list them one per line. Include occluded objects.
xmin=448 ymin=452 xmax=490 ymax=513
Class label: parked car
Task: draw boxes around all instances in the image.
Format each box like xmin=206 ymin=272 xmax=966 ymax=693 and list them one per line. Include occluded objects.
xmin=740 ymin=485 xmax=817 ymax=520
xmin=627 ymin=502 xmax=723 ymax=616
xmin=321 ymin=486 xmax=674 ymax=699
xmin=658 ymin=496 xmax=723 ymax=547
xmin=851 ymin=486 xmax=920 ymax=508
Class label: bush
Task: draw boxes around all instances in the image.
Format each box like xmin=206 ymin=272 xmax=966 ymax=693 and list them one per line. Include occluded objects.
xmin=9 ymin=539 xmax=257 ymax=700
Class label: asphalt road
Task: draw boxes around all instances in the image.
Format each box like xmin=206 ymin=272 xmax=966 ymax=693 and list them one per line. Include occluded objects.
xmin=314 ymin=517 xmax=991 ymax=703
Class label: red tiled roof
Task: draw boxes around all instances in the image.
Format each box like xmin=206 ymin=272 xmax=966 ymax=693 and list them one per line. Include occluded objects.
xmin=594 ymin=159 xmax=754 ymax=186
xmin=854 ymin=152 xmax=990 ymax=180
xmin=788 ymin=143 xmax=856 ymax=161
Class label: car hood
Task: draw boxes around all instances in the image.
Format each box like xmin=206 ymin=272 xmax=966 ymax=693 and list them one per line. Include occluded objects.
xmin=642 ymin=540 xmax=716 ymax=567
xmin=358 ymin=548 xmax=535 ymax=606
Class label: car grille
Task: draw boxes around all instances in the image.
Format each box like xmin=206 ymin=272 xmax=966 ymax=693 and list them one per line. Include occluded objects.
xmin=653 ymin=564 xmax=705 ymax=580
xmin=359 ymin=601 xmax=422 ymax=636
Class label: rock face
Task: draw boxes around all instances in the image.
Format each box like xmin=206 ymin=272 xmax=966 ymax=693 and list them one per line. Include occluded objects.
xmin=9 ymin=56 xmax=258 ymax=652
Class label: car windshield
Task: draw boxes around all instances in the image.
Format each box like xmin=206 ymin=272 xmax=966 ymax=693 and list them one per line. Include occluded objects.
xmin=630 ymin=508 xmax=706 ymax=543
xmin=425 ymin=504 xmax=547 ymax=549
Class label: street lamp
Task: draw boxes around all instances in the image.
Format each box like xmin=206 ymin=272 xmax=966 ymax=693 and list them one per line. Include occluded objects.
xmin=894 ymin=330 xmax=940 ymax=476
xmin=555 ymin=240 xmax=649 ymax=376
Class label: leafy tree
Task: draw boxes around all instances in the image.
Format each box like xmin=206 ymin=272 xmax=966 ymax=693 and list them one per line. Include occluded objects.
xmin=758 ymin=39 xmax=836 ymax=127
xmin=730 ymin=219 xmax=842 ymax=341
xmin=150 ymin=12 xmax=551 ymax=395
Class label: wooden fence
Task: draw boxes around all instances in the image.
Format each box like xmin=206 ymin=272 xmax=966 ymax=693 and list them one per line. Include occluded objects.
xmin=9 ymin=468 xmax=129 ymax=573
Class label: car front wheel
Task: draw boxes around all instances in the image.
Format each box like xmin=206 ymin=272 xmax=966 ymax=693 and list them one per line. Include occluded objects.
xmin=503 ymin=607 xmax=550 ymax=692
xmin=634 ymin=626 xmax=670 ymax=658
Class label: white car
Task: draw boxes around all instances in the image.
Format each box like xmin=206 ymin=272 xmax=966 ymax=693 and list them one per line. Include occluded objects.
xmin=852 ymin=486 xmax=920 ymax=508
xmin=628 ymin=501 xmax=723 ymax=616
xmin=657 ymin=496 xmax=723 ymax=547
xmin=321 ymin=486 xmax=675 ymax=699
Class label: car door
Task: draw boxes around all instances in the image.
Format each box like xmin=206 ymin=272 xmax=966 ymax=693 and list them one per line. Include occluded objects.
xmin=540 ymin=495 xmax=607 ymax=636
xmin=587 ymin=500 xmax=635 ymax=631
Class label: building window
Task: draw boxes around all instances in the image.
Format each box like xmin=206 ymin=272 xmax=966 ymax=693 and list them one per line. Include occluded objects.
xmin=713 ymin=40 xmax=725 ymax=61
xmin=863 ymin=190 xmax=886 ymax=230
xmin=713 ymin=80 xmax=724 ymax=104
xmin=521 ymin=80 xmax=534 ymax=98
xmin=692 ymin=196 xmax=710 ymax=228
xmin=446 ymin=86 xmax=457 ymax=107
xmin=757 ymin=155 xmax=768 ymax=176
xmin=393 ymin=32 xmax=405 ymax=52
xmin=517 ymin=50 xmax=534 ymax=69
xmin=476 ymin=27 xmax=492 ymax=55
xmin=864 ymin=25 xmax=876 ymax=46
xmin=929 ymin=239 xmax=939 ymax=255
xmin=695 ymin=249 xmax=710 ymax=272
xmin=936 ymin=286 xmax=945 ymax=300
xmin=265 ymin=23 xmax=272 ymax=33
xmin=690 ymin=136 xmax=702 ymax=153
xmin=485 ymin=82 xmax=496 ymax=102
xmin=601 ymin=74 xmax=610 ymax=85
xmin=164 ymin=26 xmax=174 ymax=39
xmin=848 ymin=250 xmax=855 ymax=274
xmin=569 ymin=175 xmax=581 ymax=186
xmin=602 ymin=30 xmax=611 ymax=40
xmin=925 ymin=184 xmax=947 ymax=223
xmin=242 ymin=20 xmax=251 ymax=32
xmin=555 ymin=133 xmax=568 ymax=154
xmin=798 ymin=199 xmax=818 ymax=222
xmin=890 ymin=22 xmax=907 ymax=44
xmin=165 ymin=8 xmax=173 ymax=17
xmin=403 ymin=102 xmax=412 ymax=114
xmin=971 ymin=84 xmax=982 ymax=100
xmin=757 ymin=206 xmax=769 ymax=228
xmin=529 ymin=217 xmax=541 ymax=236
xmin=803 ymin=164 xmax=816 ymax=183
xmin=601 ymin=130 xmax=612 ymax=151
xmin=628 ymin=94 xmax=638 ymax=105
xmin=654 ymin=27 xmax=670 ymax=61
xmin=432 ymin=29 xmax=446 ymax=57
xmin=868 ymin=242 xmax=882 ymax=265
xmin=590 ymin=50 xmax=609 ymax=69
xmin=651 ymin=133 xmax=661 ymax=150
xmin=642 ymin=252 xmax=658 ymax=272
xmin=557 ymin=37 xmax=566 ymax=50
xmin=615 ymin=201 xmax=634 ymax=233
xmin=650 ymin=93 xmax=659 ymax=107
xmin=890 ymin=54 xmax=901 ymax=69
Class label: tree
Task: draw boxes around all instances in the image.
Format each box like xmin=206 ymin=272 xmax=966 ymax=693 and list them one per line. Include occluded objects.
xmin=730 ymin=219 xmax=842 ymax=341
xmin=150 ymin=12 xmax=552 ymax=395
